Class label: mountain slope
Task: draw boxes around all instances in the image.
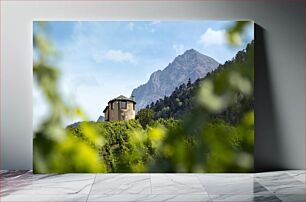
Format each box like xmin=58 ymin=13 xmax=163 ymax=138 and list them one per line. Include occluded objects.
xmin=148 ymin=41 xmax=254 ymax=125
xmin=131 ymin=49 xmax=219 ymax=110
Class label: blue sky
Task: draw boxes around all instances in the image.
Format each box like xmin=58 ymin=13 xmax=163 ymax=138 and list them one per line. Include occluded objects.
xmin=33 ymin=21 xmax=253 ymax=128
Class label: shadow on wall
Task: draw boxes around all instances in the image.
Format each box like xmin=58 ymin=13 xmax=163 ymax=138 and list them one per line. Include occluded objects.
xmin=254 ymin=24 xmax=283 ymax=172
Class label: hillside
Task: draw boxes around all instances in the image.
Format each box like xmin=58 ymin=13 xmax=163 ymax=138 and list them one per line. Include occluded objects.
xmin=131 ymin=49 xmax=219 ymax=110
xmin=147 ymin=41 xmax=254 ymax=125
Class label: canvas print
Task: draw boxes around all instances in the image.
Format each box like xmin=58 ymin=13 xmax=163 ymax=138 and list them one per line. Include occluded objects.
xmin=33 ymin=21 xmax=254 ymax=173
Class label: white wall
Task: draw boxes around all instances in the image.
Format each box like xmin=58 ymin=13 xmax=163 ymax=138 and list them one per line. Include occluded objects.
xmin=1 ymin=0 xmax=304 ymax=170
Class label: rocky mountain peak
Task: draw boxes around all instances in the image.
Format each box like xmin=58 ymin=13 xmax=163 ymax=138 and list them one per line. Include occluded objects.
xmin=132 ymin=49 xmax=220 ymax=110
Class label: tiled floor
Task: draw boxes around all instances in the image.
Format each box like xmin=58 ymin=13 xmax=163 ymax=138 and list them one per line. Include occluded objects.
xmin=0 ymin=170 xmax=305 ymax=201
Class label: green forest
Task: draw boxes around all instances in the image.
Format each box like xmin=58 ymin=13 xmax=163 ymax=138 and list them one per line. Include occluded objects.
xmin=33 ymin=22 xmax=254 ymax=173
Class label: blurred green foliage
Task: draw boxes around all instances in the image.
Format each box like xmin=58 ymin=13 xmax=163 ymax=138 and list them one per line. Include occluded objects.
xmin=33 ymin=22 xmax=254 ymax=173
xmin=66 ymin=119 xmax=180 ymax=172
xmin=227 ymin=21 xmax=252 ymax=45
xmin=33 ymin=23 xmax=107 ymax=173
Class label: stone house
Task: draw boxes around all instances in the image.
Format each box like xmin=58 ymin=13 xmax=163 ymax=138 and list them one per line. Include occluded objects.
xmin=103 ymin=95 xmax=136 ymax=121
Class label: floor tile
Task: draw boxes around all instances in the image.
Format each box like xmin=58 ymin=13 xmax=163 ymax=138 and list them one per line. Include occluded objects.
xmin=151 ymin=174 xmax=207 ymax=195
xmin=1 ymin=171 xmax=45 ymax=196
xmin=90 ymin=174 xmax=151 ymax=195
xmin=211 ymin=194 xmax=282 ymax=202
xmin=275 ymin=194 xmax=306 ymax=202
xmin=88 ymin=194 xmax=211 ymax=202
xmin=253 ymin=181 xmax=268 ymax=193
xmin=254 ymin=181 xmax=276 ymax=195
xmin=1 ymin=173 xmax=95 ymax=196
xmin=0 ymin=170 xmax=31 ymax=178
xmin=0 ymin=194 xmax=88 ymax=202
xmin=253 ymin=194 xmax=282 ymax=201
xmin=197 ymin=174 xmax=254 ymax=195
xmin=255 ymin=171 xmax=295 ymax=180
xmin=210 ymin=194 xmax=253 ymax=201
xmin=1 ymin=170 xmax=306 ymax=202
xmin=144 ymin=194 xmax=211 ymax=202
xmin=286 ymin=170 xmax=306 ymax=183
xmin=256 ymin=173 xmax=305 ymax=195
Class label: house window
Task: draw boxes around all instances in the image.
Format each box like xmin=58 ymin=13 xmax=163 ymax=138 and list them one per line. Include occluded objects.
xmin=121 ymin=101 xmax=127 ymax=109
xmin=133 ymin=103 xmax=135 ymax=110
xmin=111 ymin=102 xmax=114 ymax=110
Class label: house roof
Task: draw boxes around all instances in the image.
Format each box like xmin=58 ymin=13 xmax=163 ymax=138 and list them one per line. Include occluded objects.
xmin=103 ymin=106 xmax=109 ymax=113
xmin=108 ymin=95 xmax=136 ymax=104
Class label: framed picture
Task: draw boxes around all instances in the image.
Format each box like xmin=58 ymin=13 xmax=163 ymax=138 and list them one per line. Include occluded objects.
xmin=33 ymin=21 xmax=254 ymax=173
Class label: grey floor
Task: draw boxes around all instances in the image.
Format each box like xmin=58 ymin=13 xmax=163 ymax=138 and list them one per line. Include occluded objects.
xmin=0 ymin=170 xmax=305 ymax=201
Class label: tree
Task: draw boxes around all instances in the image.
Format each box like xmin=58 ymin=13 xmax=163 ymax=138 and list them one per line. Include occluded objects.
xmin=187 ymin=78 xmax=191 ymax=87
xmin=150 ymin=102 xmax=155 ymax=108
xmin=135 ymin=108 xmax=155 ymax=128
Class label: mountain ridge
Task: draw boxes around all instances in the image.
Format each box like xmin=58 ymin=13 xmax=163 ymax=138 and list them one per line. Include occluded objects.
xmin=131 ymin=49 xmax=220 ymax=110
xmin=148 ymin=41 xmax=254 ymax=123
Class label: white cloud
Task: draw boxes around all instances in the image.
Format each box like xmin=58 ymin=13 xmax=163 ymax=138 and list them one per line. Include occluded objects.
xmin=199 ymin=28 xmax=227 ymax=46
xmin=101 ymin=49 xmax=136 ymax=64
xmin=173 ymin=43 xmax=185 ymax=54
xmin=69 ymin=74 xmax=102 ymax=94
